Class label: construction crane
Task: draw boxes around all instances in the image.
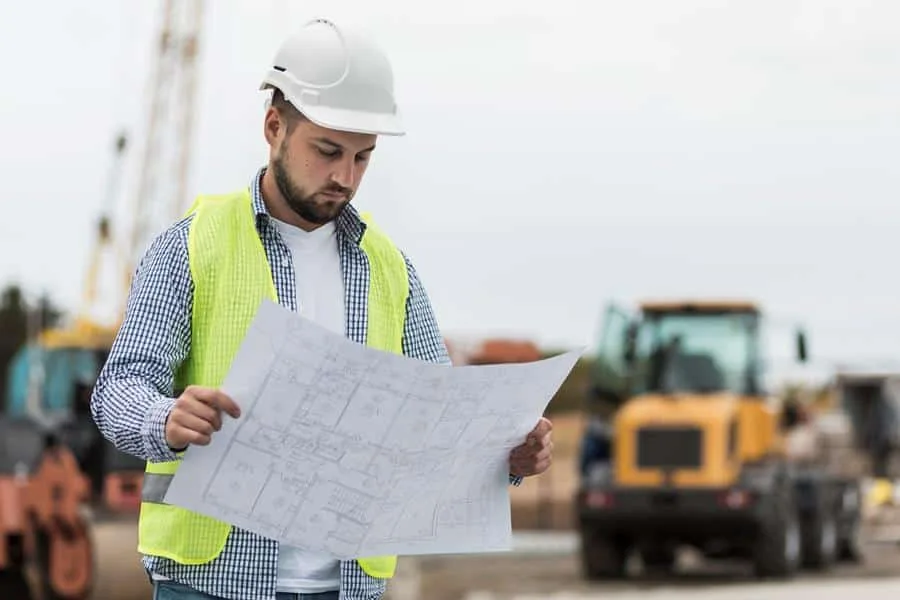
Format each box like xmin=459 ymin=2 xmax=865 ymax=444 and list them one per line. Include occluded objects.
xmin=1 ymin=2 xmax=206 ymax=597
xmin=125 ymin=0 xmax=205 ymax=295
xmin=5 ymin=0 xmax=206 ymax=433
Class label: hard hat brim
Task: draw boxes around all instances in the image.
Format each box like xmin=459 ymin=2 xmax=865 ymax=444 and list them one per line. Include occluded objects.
xmin=300 ymin=103 xmax=406 ymax=137
xmin=262 ymin=80 xmax=405 ymax=136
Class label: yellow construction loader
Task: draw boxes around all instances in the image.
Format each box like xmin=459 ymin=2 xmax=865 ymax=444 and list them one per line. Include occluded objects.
xmin=575 ymin=299 xmax=863 ymax=580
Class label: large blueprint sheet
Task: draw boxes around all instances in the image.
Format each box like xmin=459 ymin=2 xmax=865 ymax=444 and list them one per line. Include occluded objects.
xmin=164 ymin=299 xmax=581 ymax=558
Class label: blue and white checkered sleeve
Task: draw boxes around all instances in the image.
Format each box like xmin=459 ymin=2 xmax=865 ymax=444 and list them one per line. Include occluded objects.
xmin=90 ymin=219 xmax=194 ymax=464
xmin=400 ymin=252 xmax=452 ymax=366
xmin=400 ymin=253 xmax=523 ymax=487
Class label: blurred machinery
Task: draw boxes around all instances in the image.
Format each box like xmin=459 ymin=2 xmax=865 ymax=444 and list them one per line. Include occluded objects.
xmin=446 ymin=337 xmax=543 ymax=366
xmin=0 ymin=418 xmax=94 ymax=599
xmin=0 ymin=1 xmax=205 ymax=597
xmin=798 ymin=369 xmax=900 ymax=529
xmin=576 ymin=299 xmax=863 ymax=581
xmin=834 ymin=369 xmax=900 ymax=480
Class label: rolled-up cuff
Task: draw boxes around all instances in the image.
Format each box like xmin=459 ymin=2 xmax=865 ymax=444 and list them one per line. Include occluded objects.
xmin=142 ymin=396 xmax=181 ymax=463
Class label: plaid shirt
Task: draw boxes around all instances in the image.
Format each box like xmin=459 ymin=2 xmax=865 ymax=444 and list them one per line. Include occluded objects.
xmin=91 ymin=167 xmax=523 ymax=600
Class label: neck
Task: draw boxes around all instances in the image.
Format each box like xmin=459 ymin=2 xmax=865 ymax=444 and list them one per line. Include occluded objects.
xmin=260 ymin=166 xmax=320 ymax=232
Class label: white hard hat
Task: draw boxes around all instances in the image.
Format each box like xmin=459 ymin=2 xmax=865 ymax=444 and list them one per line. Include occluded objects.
xmin=259 ymin=18 xmax=404 ymax=136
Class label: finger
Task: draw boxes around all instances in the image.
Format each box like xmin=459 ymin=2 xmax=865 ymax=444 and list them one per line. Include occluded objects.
xmin=188 ymin=387 xmax=241 ymax=418
xmin=534 ymin=444 xmax=553 ymax=463
xmin=511 ymin=437 xmax=552 ymax=459
xmin=512 ymin=439 xmax=531 ymax=452
xmin=511 ymin=441 xmax=553 ymax=468
xmin=528 ymin=431 xmax=552 ymax=451
xmin=519 ymin=453 xmax=552 ymax=471
xmin=181 ymin=429 xmax=213 ymax=446
xmin=180 ymin=401 xmax=222 ymax=429
xmin=528 ymin=418 xmax=553 ymax=441
xmin=170 ymin=426 xmax=212 ymax=447
xmin=509 ymin=460 xmax=528 ymax=476
xmin=509 ymin=455 xmax=535 ymax=473
xmin=510 ymin=447 xmax=536 ymax=462
xmin=512 ymin=447 xmax=551 ymax=469
xmin=173 ymin=412 xmax=218 ymax=437
xmin=509 ymin=444 xmax=528 ymax=458
xmin=509 ymin=457 xmax=551 ymax=477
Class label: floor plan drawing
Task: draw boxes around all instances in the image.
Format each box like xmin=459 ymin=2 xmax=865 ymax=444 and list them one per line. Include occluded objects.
xmin=164 ymin=299 xmax=581 ymax=558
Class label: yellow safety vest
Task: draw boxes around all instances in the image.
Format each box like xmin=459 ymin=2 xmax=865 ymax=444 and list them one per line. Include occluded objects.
xmin=137 ymin=188 xmax=407 ymax=579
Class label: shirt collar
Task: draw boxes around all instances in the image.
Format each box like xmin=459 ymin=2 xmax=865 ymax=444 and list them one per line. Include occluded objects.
xmin=249 ymin=166 xmax=366 ymax=245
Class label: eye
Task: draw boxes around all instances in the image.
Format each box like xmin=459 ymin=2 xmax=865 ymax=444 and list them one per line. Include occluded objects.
xmin=355 ymin=154 xmax=371 ymax=163
xmin=317 ymin=147 xmax=340 ymax=158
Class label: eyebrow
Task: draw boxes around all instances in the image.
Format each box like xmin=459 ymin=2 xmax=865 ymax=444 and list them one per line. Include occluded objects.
xmin=312 ymin=137 xmax=376 ymax=153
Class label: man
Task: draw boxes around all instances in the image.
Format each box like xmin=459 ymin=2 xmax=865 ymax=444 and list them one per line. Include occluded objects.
xmin=90 ymin=17 xmax=553 ymax=600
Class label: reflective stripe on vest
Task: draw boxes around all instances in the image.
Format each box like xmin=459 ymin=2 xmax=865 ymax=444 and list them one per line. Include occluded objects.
xmin=141 ymin=472 xmax=172 ymax=503
xmin=137 ymin=188 xmax=408 ymax=579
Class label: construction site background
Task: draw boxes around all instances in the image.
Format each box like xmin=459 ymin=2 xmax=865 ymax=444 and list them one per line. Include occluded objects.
xmin=2 ymin=1 xmax=900 ymax=600
xmin=6 ymin=284 xmax=900 ymax=599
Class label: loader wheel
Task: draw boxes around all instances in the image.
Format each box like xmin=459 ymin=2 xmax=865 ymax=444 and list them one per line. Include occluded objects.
xmin=838 ymin=515 xmax=864 ymax=563
xmin=580 ymin=526 xmax=627 ymax=580
xmin=641 ymin=547 xmax=676 ymax=574
xmin=34 ymin=527 xmax=94 ymax=600
xmin=800 ymin=482 xmax=838 ymax=570
xmin=837 ymin=483 xmax=865 ymax=563
xmin=752 ymin=484 xmax=801 ymax=578
xmin=800 ymin=509 xmax=838 ymax=569
xmin=0 ymin=570 xmax=34 ymax=600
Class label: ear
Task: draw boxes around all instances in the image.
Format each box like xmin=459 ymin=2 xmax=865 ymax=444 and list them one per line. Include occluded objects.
xmin=263 ymin=107 xmax=282 ymax=147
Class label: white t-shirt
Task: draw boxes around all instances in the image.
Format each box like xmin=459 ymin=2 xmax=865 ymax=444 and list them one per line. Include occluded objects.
xmin=271 ymin=216 xmax=344 ymax=593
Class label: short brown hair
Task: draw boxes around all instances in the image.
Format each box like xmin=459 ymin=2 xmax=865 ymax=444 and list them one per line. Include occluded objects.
xmin=270 ymin=88 xmax=306 ymax=133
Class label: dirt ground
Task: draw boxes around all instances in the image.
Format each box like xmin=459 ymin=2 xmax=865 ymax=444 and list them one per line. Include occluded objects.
xmin=52 ymin=521 xmax=900 ymax=600
xmin=89 ymin=518 xmax=152 ymax=600
xmin=454 ymin=574 xmax=900 ymax=600
xmin=402 ymin=540 xmax=900 ymax=600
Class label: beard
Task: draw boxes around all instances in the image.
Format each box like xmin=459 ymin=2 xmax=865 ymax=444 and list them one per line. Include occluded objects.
xmin=272 ymin=144 xmax=352 ymax=225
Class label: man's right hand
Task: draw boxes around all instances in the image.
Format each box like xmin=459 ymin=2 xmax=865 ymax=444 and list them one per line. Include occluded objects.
xmin=165 ymin=385 xmax=242 ymax=451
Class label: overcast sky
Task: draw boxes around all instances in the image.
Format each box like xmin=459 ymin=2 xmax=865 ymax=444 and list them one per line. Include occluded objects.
xmin=1 ymin=0 xmax=898 ymax=382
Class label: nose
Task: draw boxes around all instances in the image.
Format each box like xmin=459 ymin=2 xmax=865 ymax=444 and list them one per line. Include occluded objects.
xmin=331 ymin=157 xmax=356 ymax=189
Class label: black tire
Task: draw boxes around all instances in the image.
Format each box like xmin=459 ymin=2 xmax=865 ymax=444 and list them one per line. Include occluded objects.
xmin=33 ymin=527 xmax=95 ymax=600
xmin=800 ymin=481 xmax=838 ymax=570
xmin=34 ymin=529 xmax=64 ymax=600
xmin=0 ymin=570 xmax=35 ymax=600
xmin=800 ymin=509 xmax=838 ymax=569
xmin=580 ymin=526 xmax=628 ymax=580
xmin=752 ymin=481 xmax=802 ymax=578
xmin=838 ymin=514 xmax=865 ymax=563
xmin=837 ymin=480 xmax=865 ymax=563
xmin=641 ymin=546 xmax=676 ymax=574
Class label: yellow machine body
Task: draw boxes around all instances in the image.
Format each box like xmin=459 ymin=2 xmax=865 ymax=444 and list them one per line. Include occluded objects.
xmin=613 ymin=392 xmax=782 ymax=488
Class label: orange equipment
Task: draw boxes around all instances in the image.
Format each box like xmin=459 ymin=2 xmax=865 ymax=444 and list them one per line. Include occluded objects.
xmin=0 ymin=419 xmax=94 ymax=599
xmin=26 ymin=437 xmax=94 ymax=600
xmin=445 ymin=337 xmax=543 ymax=366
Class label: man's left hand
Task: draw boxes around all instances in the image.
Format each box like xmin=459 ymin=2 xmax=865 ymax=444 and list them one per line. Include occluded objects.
xmin=509 ymin=417 xmax=553 ymax=478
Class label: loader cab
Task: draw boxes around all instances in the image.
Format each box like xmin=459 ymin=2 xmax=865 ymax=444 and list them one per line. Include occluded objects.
xmin=591 ymin=300 xmax=808 ymax=406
